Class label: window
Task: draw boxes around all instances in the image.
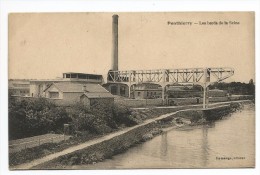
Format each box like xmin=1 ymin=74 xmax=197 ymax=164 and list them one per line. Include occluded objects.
xmin=78 ymin=74 xmax=86 ymax=79
xmin=138 ymin=92 xmax=141 ymax=96
xmin=71 ymin=74 xmax=77 ymax=78
xmin=120 ymin=86 xmax=126 ymax=96
xmin=49 ymin=92 xmax=59 ymax=98
xmin=111 ymin=86 xmax=117 ymax=95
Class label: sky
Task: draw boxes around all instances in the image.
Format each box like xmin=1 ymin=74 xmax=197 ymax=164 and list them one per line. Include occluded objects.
xmin=8 ymin=12 xmax=255 ymax=83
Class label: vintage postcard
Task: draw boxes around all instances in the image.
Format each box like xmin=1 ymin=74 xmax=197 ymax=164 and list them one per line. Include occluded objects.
xmin=8 ymin=12 xmax=255 ymax=169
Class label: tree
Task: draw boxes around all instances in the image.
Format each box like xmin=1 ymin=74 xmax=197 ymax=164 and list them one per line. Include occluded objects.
xmin=248 ymin=79 xmax=255 ymax=95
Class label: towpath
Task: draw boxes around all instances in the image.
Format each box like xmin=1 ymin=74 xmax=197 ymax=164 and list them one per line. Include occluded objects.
xmin=132 ymin=100 xmax=250 ymax=110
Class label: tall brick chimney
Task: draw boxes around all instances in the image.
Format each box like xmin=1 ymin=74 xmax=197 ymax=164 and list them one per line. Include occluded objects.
xmin=111 ymin=14 xmax=119 ymax=71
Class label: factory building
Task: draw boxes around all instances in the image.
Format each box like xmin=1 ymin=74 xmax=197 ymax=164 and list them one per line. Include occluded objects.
xmin=8 ymin=79 xmax=30 ymax=96
xmin=103 ymin=83 xmax=129 ymax=97
xmin=7 ymin=72 xmax=112 ymax=107
xmin=167 ymin=86 xmax=227 ymax=98
xmin=29 ymin=72 xmax=103 ymax=98
xmin=134 ymin=84 xmax=162 ymax=99
xmin=44 ymin=82 xmax=113 ymax=106
xmin=167 ymin=86 xmax=201 ymax=98
xmin=80 ymin=92 xmax=114 ymax=106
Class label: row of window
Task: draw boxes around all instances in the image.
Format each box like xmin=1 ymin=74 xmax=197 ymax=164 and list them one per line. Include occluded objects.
xmin=64 ymin=74 xmax=101 ymax=80
xmin=19 ymin=90 xmax=29 ymax=94
xmin=147 ymin=91 xmax=157 ymax=96
xmin=137 ymin=91 xmax=158 ymax=97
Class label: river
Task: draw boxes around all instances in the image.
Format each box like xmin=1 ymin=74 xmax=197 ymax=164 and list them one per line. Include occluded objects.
xmin=72 ymin=103 xmax=255 ymax=169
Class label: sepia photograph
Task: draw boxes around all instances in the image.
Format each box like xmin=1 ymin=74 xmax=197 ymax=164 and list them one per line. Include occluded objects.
xmin=7 ymin=12 xmax=255 ymax=170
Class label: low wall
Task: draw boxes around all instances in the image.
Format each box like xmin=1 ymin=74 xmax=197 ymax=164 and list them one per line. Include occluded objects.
xmin=230 ymin=95 xmax=254 ymax=101
xmin=202 ymin=105 xmax=231 ymax=121
xmin=115 ymin=98 xmax=163 ymax=107
xmin=115 ymin=95 xmax=253 ymax=108
xmin=35 ymin=122 xmax=157 ymax=169
xmin=168 ymin=98 xmax=198 ymax=105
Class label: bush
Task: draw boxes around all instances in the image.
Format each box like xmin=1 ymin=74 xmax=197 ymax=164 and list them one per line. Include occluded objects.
xmin=9 ymin=98 xmax=71 ymax=140
xmin=112 ymin=104 xmax=136 ymax=126
xmin=68 ymin=102 xmax=135 ymax=134
xmin=9 ymin=98 xmax=135 ymax=140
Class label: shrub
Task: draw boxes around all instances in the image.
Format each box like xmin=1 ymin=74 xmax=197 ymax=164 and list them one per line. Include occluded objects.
xmin=111 ymin=104 xmax=136 ymax=126
xmin=68 ymin=102 xmax=136 ymax=134
xmin=9 ymin=98 xmax=71 ymax=140
xmin=9 ymin=98 xmax=135 ymax=139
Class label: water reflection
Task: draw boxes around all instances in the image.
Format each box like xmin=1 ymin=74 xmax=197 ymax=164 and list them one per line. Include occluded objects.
xmin=201 ymin=125 xmax=208 ymax=167
xmin=160 ymin=132 xmax=168 ymax=158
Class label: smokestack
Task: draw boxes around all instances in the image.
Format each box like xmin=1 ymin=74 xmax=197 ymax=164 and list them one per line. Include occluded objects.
xmin=111 ymin=14 xmax=119 ymax=71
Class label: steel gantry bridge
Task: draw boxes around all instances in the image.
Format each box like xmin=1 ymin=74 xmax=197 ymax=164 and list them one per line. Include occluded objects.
xmin=107 ymin=67 xmax=234 ymax=108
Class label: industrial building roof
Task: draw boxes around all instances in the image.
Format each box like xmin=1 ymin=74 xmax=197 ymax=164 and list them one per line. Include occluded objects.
xmin=63 ymin=72 xmax=102 ymax=76
xmin=44 ymin=82 xmax=109 ymax=93
xmin=8 ymin=79 xmax=30 ymax=88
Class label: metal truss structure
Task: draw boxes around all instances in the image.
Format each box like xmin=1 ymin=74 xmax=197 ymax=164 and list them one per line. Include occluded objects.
xmin=107 ymin=67 xmax=234 ymax=86
xmin=107 ymin=67 xmax=234 ymax=109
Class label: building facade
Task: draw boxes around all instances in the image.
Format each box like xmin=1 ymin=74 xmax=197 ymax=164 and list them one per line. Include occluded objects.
xmin=9 ymin=79 xmax=30 ymax=96
xmin=29 ymin=72 xmax=104 ymax=98
xmin=80 ymin=92 xmax=114 ymax=106
xmin=44 ymin=82 xmax=113 ymax=106
xmin=133 ymin=84 xmax=162 ymax=99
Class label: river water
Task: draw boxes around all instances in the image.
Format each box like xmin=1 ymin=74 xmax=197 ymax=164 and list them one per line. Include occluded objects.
xmin=73 ymin=103 xmax=255 ymax=169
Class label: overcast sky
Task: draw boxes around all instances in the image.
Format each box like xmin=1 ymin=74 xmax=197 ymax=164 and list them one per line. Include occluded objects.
xmin=9 ymin=12 xmax=254 ymax=83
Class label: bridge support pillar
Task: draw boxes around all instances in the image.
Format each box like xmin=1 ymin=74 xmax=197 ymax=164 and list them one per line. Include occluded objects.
xmin=128 ymin=84 xmax=131 ymax=98
xmin=161 ymin=85 xmax=167 ymax=105
xmin=203 ymin=68 xmax=210 ymax=109
xmin=132 ymin=84 xmax=136 ymax=99
xmin=203 ymin=85 xmax=209 ymax=109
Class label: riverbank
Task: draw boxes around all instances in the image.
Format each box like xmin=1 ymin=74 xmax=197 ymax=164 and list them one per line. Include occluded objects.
xmin=70 ymin=103 xmax=254 ymax=169
xmin=10 ymin=100 xmax=248 ymax=170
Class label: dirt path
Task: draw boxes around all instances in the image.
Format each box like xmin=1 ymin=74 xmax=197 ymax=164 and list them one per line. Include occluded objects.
xmin=11 ymin=100 xmax=249 ymax=169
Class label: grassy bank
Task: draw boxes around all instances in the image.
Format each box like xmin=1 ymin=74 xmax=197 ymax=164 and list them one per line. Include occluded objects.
xmin=9 ymin=132 xmax=102 ymax=166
